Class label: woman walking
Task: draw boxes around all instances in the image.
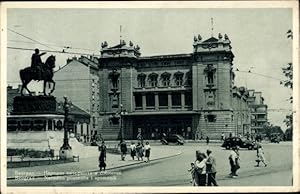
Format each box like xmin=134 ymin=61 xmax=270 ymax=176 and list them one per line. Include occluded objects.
xmin=98 ymin=141 xmax=107 ymax=172
xmin=119 ymin=140 xmax=128 ymax=161
xmin=255 ymin=144 xmax=267 ymax=167
xmin=144 ymin=141 xmax=151 ymax=162
xmin=136 ymin=142 xmax=144 ymax=161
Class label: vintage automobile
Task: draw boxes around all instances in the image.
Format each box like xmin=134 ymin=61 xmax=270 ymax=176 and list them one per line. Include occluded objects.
xmin=221 ymin=137 xmax=257 ymax=150
xmin=161 ymin=134 xmax=185 ymax=145
xmin=270 ymin=134 xmax=280 ymax=143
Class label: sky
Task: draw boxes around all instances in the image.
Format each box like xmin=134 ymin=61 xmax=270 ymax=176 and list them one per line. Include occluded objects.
xmin=6 ymin=8 xmax=293 ymax=130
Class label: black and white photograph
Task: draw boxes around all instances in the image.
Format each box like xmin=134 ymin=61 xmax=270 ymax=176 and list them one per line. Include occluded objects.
xmin=0 ymin=1 xmax=299 ymax=193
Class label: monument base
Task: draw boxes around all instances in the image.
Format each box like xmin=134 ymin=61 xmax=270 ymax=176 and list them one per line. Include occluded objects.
xmin=12 ymin=95 xmax=57 ymax=114
xmin=59 ymin=148 xmax=73 ymax=160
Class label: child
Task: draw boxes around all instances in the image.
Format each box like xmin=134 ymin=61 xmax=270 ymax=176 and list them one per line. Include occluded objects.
xmin=188 ymin=162 xmax=196 ymax=186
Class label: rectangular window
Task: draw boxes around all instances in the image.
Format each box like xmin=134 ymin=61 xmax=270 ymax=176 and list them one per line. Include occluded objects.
xmin=146 ymin=94 xmax=155 ymax=107
xmin=135 ymin=94 xmax=143 ymax=108
xmin=172 ymin=93 xmax=181 ymax=106
xmin=159 ymin=93 xmax=168 ymax=107
xmin=207 ymin=115 xmax=216 ymax=122
xmin=185 ymin=92 xmax=192 ymax=107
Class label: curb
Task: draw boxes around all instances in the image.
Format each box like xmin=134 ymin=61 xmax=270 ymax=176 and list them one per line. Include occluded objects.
xmin=7 ymin=151 xmax=182 ymax=180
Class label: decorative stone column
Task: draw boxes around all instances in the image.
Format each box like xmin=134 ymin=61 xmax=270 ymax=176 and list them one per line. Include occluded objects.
xmin=181 ymin=92 xmax=185 ymax=110
xmin=155 ymin=92 xmax=159 ymax=111
xmin=168 ymin=92 xmax=172 ymax=110
xmin=142 ymin=93 xmax=146 ymax=110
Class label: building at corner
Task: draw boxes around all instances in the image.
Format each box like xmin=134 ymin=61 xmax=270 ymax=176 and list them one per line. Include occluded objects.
xmin=97 ymin=34 xmax=251 ymax=140
xmin=247 ymin=90 xmax=268 ymax=133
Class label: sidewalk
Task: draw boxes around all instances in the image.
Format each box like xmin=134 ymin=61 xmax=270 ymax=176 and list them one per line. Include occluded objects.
xmin=7 ymin=145 xmax=181 ymax=179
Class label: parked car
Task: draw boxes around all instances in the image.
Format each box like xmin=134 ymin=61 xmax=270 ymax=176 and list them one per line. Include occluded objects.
xmin=221 ymin=137 xmax=257 ymax=150
xmin=270 ymin=135 xmax=280 ymax=143
xmin=161 ymin=134 xmax=185 ymax=145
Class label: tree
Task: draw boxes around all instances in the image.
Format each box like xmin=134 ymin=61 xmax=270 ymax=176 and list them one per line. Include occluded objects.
xmin=262 ymin=124 xmax=284 ymax=139
xmin=280 ymin=30 xmax=293 ymax=140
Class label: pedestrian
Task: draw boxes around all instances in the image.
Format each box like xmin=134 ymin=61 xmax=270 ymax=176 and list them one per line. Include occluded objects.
xmin=206 ymin=136 xmax=209 ymax=145
xmin=137 ymin=132 xmax=143 ymax=144
xmin=130 ymin=142 xmax=136 ymax=160
xmin=98 ymin=141 xmax=107 ymax=172
xmin=136 ymin=142 xmax=144 ymax=161
xmin=255 ymin=144 xmax=267 ymax=167
xmin=229 ymin=146 xmax=240 ymax=178
xmin=151 ymin=132 xmax=155 ymax=140
xmin=144 ymin=141 xmax=151 ymax=162
xmin=221 ymin=133 xmax=225 ymax=141
xmin=119 ymin=140 xmax=127 ymax=161
xmin=188 ymin=162 xmax=196 ymax=186
xmin=206 ymin=149 xmax=218 ymax=186
xmin=194 ymin=152 xmax=207 ymax=186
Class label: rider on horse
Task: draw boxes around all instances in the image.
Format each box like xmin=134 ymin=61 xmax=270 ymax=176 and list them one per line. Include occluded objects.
xmin=31 ymin=48 xmax=47 ymax=80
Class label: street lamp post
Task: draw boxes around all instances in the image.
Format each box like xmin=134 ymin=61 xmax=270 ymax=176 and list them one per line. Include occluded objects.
xmin=120 ymin=104 xmax=123 ymax=141
xmin=59 ymin=96 xmax=73 ymax=160
xmin=119 ymin=104 xmax=128 ymax=142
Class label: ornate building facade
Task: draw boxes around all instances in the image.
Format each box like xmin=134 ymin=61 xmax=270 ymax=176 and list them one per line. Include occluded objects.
xmin=97 ymin=34 xmax=252 ymax=140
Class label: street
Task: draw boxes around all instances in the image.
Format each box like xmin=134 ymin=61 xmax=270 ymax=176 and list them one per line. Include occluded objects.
xmin=8 ymin=142 xmax=293 ymax=186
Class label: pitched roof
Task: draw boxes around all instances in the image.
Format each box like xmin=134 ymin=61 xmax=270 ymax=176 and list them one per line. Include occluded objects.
xmin=202 ymin=37 xmax=219 ymax=43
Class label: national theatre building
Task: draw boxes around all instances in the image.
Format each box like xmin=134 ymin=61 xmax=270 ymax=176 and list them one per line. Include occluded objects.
xmin=54 ymin=33 xmax=266 ymax=140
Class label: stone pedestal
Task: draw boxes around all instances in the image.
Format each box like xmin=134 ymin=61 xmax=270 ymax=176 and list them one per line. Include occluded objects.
xmin=13 ymin=96 xmax=57 ymax=114
xmin=59 ymin=148 xmax=73 ymax=160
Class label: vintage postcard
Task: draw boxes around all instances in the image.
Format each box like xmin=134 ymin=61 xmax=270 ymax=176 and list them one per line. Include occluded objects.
xmin=0 ymin=1 xmax=299 ymax=193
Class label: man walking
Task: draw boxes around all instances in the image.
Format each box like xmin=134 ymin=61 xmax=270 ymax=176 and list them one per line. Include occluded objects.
xmin=206 ymin=136 xmax=210 ymax=145
xmin=229 ymin=146 xmax=240 ymax=177
xmin=206 ymin=149 xmax=218 ymax=186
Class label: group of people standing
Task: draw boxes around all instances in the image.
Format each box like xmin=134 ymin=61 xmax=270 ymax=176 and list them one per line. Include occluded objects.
xmin=190 ymin=143 xmax=268 ymax=186
xmin=189 ymin=149 xmax=218 ymax=186
xmin=121 ymin=141 xmax=151 ymax=162
xmin=97 ymin=140 xmax=152 ymax=172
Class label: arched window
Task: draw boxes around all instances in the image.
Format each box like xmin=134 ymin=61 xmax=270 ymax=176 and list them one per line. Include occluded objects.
xmin=137 ymin=73 xmax=146 ymax=88
xmin=109 ymin=69 xmax=120 ymax=89
xmin=148 ymin=72 xmax=158 ymax=87
xmin=204 ymin=64 xmax=216 ymax=85
xmin=161 ymin=72 xmax=171 ymax=87
xmin=174 ymin=71 xmax=184 ymax=86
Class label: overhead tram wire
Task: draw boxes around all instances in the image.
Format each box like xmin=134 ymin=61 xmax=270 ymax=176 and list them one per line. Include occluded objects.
xmin=234 ymin=68 xmax=283 ymax=82
xmin=8 ymin=28 xmax=56 ymax=50
xmin=8 ymin=39 xmax=97 ymax=52
xmin=8 ymin=28 xmax=98 ymax=54
xmin=7 ymin=46 xmax=100 ymax=57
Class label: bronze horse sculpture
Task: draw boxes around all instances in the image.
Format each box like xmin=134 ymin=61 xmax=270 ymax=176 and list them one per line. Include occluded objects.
xmin=19 ymin=55 xmax=56 ymax=96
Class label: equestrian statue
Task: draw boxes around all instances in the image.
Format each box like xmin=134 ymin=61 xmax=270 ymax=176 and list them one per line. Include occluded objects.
xmin=19 ymin=48 xmax=56 ymax=96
